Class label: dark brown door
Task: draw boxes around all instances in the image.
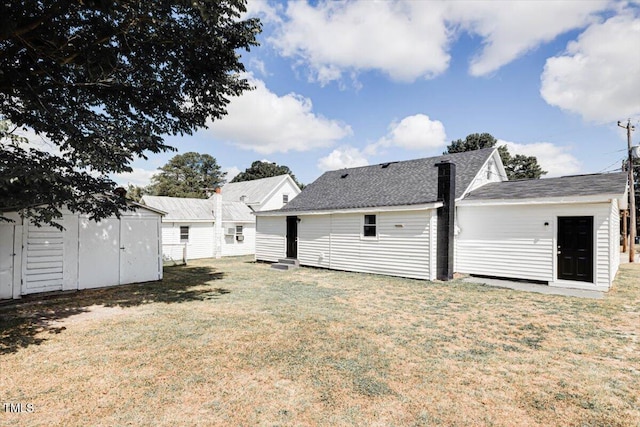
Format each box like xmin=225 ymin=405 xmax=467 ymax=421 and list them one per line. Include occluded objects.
xmin=286 ymin=216 xmax=298 ymax=258
xmin=557 ymin=216 xmax=593 ymax=283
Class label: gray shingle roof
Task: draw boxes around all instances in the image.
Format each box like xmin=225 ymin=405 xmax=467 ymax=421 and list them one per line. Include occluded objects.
xmin=222 ymin=201 xmax=254 ymax=222
xmin=277 ymin=148 xmax=496 ymax=212
xmin=464 ymin=172 xmax=627 ymax=201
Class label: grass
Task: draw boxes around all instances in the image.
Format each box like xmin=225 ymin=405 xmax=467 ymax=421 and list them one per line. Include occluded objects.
xmin=1 ymin=256 xmax=639 ymax=426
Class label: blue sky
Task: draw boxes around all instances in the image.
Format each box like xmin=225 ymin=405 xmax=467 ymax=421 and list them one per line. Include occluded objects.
xmin=114 ymin=0 xmax=640 ymax=187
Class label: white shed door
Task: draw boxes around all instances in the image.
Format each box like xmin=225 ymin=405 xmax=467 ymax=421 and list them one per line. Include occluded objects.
xmin=78 ymin=218 xmax=120 ymax=289
xmin=0 ymin=225 xmax=14 ymax=299
xmin=23 ymin=224 xmax=64 ymax=294
xmin=119 ymin=218 xmax=159 ymax=285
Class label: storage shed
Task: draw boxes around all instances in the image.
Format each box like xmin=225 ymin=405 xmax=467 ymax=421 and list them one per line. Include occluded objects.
xmin=0 ymin=204 xmax=164 ymax=300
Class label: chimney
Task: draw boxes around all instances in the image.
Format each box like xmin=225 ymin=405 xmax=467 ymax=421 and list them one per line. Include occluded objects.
xmin=435 ymin=161 xmax=456 ymax=281
xmin=215 ymin=187 xmax=221 ymax=194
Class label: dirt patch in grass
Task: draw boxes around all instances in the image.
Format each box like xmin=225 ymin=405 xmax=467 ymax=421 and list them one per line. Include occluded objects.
xmin=1 ymin=257 xmax=639 ymax=426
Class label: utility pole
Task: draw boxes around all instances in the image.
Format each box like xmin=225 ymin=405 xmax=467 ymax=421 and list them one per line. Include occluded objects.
xmin=618 ymin=119 xmax=636 ymax=263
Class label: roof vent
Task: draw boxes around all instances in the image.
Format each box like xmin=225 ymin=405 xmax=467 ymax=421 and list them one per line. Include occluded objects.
xmin=381 ymin=162 xmax=397 ymax=169
xmin=341 ymin=173 xmax=349 ymax=178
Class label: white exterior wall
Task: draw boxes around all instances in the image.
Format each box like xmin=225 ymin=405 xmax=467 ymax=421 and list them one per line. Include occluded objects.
xmin=257 ymin=209 xmax=437 ymax=280
xmin=255 ymin=216 xmax=286 ymax=262
xmin=610 ymin=199 xmax=621 ymax=283
xmin=456 ymin=202 xmax=618 ymax=290
xmin=161 ymin=222 xmax=214 ymax=260
xmin=259 ymin=180 xmax=301 ymax=212
xmin=2 ymin=209 xmax=162 ymax=299
xmin=222 ymin=223 xmax=256 ymax=257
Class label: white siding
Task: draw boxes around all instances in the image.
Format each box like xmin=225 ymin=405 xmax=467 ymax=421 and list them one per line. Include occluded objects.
xmin=298 ymin=215 xmax=331 ymax=268
xmin=456 ymin=203 xmax=616 ymax=290
xmin=327 ymin=211 xmax=432 ymax=280
xmin=23 ymin=222 xmax=64 ymax=294
xmin=610 ymin=200 xmax=621 ymax=283
xmin=222 ymin=223 xmax=256 ymax=257
xmin=255 ymin=216 xmax=286 ymax=262
xmin=161 ymin=222 xmax=214 ymax=260
xmin=260 ymin=180 xmax=301 ymax=211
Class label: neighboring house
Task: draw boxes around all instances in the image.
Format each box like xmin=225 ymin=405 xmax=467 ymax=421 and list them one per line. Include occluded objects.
xmin=140 ymin=192 xmax=255 ymax=262
xmin=254 ymin=148 xmax=628 ymax=291
xmin=0 ymin=203 xmax=164 ymax=300
xmin=222 ymin=174 xmax=301 ymax=211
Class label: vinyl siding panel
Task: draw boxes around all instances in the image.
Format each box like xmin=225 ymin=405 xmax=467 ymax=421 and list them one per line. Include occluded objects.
xmin=324 ymin=211 xmax=431 ymax=280
xmin=610 ymin=200 xmax=620 ymax=283
xmin=260 ymin=180 xmax=301 ymax=212
xmin=457 ymin=203 xmax=614 ymax=290
xmin=256 ymin=216 xmax=286 ymax=262
xmin=222 ymin=223 xmax=256 ymax=257
xmin=161 ymin=223 xmax=214 ymax=260
xmin=298 ymin=215 xmax=331 ymax=268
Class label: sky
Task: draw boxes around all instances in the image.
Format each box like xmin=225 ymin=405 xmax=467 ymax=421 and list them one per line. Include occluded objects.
xmin=113 ymin=0 xmax=640 ymax=187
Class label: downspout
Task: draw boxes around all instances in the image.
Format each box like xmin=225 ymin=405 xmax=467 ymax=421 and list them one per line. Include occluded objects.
xmin=436 ymin=161 xmax=456 ymax=280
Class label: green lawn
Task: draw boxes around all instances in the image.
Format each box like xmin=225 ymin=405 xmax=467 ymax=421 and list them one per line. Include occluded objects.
xmin=1 ymin=256 xmax=639 ymax=426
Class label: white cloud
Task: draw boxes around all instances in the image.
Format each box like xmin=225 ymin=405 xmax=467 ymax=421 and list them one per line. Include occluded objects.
xmin=499 ymin=140 xmax=582 ymax=177
xmin=318 ymin=146 xmax=369 ymax=171
xmin=223 ymin=166 xmax=242 ymax=182
xmin=208 ymin=75 xmax=352 ymax=154
xmin=367 ymin=114 xmax=446 ymax=155
xmin=270 ymin=0 xmax=451 ymax=84
xmin=112 ymin=167 xmax=158 ymax=188
xmin=448 ymin=1 xmax=608 ymax=76
xmin=249 ymin=58 xmax=268 ymax=76
xmin=267 ymin=0 xmax=612 ymax=84
xmin=540 ymin=12 xmax=640 ymax=123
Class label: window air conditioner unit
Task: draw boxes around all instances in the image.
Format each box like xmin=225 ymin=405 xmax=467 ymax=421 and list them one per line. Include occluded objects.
xmin=236 ymin=235 xmax=244 ymax=242
xmin=225 ymin=228 xmax=235 ymax=236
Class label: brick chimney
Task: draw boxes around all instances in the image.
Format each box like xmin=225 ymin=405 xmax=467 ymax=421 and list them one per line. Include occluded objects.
xmin=435 ymin=161 xmax=456 ymax=281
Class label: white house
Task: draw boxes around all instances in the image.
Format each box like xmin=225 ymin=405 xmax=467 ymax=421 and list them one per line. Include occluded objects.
xmin=0 ymin=204 xmax=164 ymax=300
xmin=222 ymin=174 xmax=301 ymax=211
xmin=141 ymin=192 xmax=255 ymax=262
xmin=254 ymin=148 xmax=628 ymax=291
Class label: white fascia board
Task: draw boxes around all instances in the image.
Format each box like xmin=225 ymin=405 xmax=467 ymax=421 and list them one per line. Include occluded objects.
xmin=457 ymin=194 xmax=624 ymax=207
xmin=254 ymin=202 xmax=443 ymax=217
xmin=221 ymin=219 xmax=255 ymax=224
xmin=162 ymin=219 xmax=215 ymax=223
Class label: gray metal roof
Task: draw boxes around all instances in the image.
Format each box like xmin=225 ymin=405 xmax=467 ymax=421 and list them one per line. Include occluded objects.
xmin=464 ymin=172 xmax=628 ymax=201
xmin=140 ymin=196 xmax=254 ymax=222
xmin=221 ymin=175 xmax=292 ymax=204
xmin=276 ymin=148 xmax=496 ymax=212
xmin=222 ymin=201 xmax=254 ymax=222
xmin=141 ymin=196 xmax=214 ymax=221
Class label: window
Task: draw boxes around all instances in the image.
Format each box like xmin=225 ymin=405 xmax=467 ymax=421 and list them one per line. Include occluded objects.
xmin=235 ymin=225 xmax=244 ymax=242
xmin=235 ymin=225 xmax=243 ymax=235
xmin=283 ymin=194 xmax=289 ymax=204
xmin=180 ymin=226 xmax=189 ymax=242
xmin=363 ymin=215 xmax=377 ymax=237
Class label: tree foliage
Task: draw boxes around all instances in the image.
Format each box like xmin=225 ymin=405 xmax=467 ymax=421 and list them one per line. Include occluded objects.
xmin=0 ymin=0 xmax=260 ymax=225
xmin=147 ymin=152 xmax=226 ymax=198
xmin=444 ymin=133 xmax=547 ymax=180
xmin=231 ymin=160 xmax=303 ymax=188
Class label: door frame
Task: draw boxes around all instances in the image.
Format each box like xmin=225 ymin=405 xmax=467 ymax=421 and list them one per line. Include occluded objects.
xmin=286 ymin=216 xmax=298 ymax=259
xmin=556 ymin=216 xmax=595 ymax=283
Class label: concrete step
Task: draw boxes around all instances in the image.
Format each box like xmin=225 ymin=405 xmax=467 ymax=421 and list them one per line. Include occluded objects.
xmin=277 ymin=258 xmax=300 ymax=267
xmin=271 ymin=260 xmax=300 ymax=271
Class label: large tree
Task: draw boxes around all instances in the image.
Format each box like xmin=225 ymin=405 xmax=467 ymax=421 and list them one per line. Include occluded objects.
xmin=444 ymin=133 xmax=547 ymax=180
xmin=231 ymin=160 xmax=304 ymax=188
xmin=147 ymin=152 xmax=225 ymax=198
xmin=0 ymin=0 xmax=260 ymax=226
